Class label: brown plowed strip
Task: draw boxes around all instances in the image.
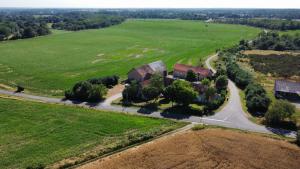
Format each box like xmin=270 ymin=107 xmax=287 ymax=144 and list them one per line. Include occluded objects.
xmin=78 ymin=129 xmax=300 ymax=169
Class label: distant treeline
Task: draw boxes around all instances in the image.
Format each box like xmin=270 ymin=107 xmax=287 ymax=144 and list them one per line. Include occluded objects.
xmin=216 ymin=19 xmax=300 ymax=30
xmin=0 ymin=15 xmax=50 ymax=41
xmin=239 ymin=31 xmax=300 ymax=51
xmin=48 ymin=12 xmax=125 ymax=31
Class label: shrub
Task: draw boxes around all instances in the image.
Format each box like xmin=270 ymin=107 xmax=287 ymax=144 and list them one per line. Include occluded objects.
xmin=88 ymin=75 xmax=119 ymax=88
xmin=88 ymin=84 xmax=108 ymax=101
xmin=72 ymin=81 xmax=93 ymax=100
xmin=65 ymin=81 xmax=107 ymax=101
xmin=201 ymin=78 xmax=210 ymax=86
xmin=265 ymin=100 xmax=296 ymax=125
xmin=246 ymin=95 xmax=270 ymax=114
xmin=226 ymin=61 xmax=252 ymax=89
xmin=245 ymin=83 xmax=270 ymax=114
xmin=215 ymin=75 xmax=228 ymax=91
xmin=186 ymin=70 xmax=197 ymax=82
xmin=64 ymin=89 xmax=74 ymax=99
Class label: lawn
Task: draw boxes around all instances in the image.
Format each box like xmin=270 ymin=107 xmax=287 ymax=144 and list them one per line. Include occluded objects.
xmin=0 ymin=97 xmax=185 ymax=169
xmin=0 ymin=19 xmax=260 ymax=96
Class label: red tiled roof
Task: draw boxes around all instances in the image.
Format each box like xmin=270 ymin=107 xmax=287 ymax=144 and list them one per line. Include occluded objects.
xmin=174 ymin=63 xmax=212 ymax=77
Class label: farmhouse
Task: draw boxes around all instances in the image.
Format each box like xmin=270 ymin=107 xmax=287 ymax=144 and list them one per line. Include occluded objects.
xmin=274 ymin=80 xmax=300 ymax=100
xmin=173 ymin=63 xmax=213 ymax=80
xmin=128 ymin=60 xmax=167 ymax=82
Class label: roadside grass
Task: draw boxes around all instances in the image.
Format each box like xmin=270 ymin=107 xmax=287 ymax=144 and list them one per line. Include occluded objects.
xmin=0 ymin=19 xmax=260 ymax=96
xmin=0 ymin=97 xmax=186 ymax=169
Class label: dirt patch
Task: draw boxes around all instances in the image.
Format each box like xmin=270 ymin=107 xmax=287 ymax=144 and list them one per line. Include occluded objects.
xmin=106 ymin=84 xmax=125 ymax=98
xmin=78 ymin=129 xmax=300 ymax=169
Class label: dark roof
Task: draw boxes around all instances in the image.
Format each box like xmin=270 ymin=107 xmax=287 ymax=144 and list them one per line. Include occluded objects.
xmin=275 ymin=80 xmax=300 ymax=94
xmin=174 ymin=63 xmax=213 ymax=77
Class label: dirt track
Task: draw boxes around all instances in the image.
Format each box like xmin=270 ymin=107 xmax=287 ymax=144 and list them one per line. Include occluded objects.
xmin=78 ymin=129 xmax=300 ymax=169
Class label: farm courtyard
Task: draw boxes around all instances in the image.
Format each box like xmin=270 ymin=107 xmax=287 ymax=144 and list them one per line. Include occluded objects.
xmin=0 ymin=19 xmax=260 ymax=95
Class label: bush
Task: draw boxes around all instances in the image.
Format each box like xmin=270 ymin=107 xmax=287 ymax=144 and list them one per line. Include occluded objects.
xmin=215 ymin=75 xmax=228 ymax=91
xmin=245 ymin=83 xmax=270 ymax=114
xmin=265 ymin=100 xmax=296 ymax=125
xmin=88 ymin=84 xmax=108 ymax=101
xmin=65 ymin=81 xmax=107 ymax=101
xmin=72 ymin=81 xmax=93 ymax=100
xmin=88 ymin=75 xmax=119 ymax=88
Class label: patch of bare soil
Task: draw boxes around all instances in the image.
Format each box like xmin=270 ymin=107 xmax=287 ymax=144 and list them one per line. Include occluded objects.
xmin=106 ymin=84 xmax=125 ymax=98
xmin=78 ymin=129 xmax=300 ymax=169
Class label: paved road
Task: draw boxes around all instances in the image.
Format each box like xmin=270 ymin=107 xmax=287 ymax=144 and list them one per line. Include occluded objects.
xmin=0 ymin=54 xmax=297 ymax=137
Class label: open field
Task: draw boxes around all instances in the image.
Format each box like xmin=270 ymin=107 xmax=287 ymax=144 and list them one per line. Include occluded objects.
xmin=0 ymin=97 xmax=185 ymax=169
xmin=79 ymin=128 xmax=300 ymax=169
xmin=0 ymin=19 xmax=260 ymax=96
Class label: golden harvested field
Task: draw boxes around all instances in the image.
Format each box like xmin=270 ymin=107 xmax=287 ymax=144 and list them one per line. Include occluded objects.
xmin=78 ymin=128 xmax=300 ymax=169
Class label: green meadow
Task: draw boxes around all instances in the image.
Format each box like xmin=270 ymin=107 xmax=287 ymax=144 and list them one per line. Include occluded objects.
xmin=0 ymin=97 xmax=184 ymax=169
xmin=0 ymin=19 xmax=260 ymax=95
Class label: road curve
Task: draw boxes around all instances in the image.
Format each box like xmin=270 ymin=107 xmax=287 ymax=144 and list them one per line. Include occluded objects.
xmin=0 ymin=54 xmax=296 ymax=137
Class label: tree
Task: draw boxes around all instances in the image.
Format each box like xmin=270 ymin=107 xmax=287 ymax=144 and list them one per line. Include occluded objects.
xmin=163 ymin=85 xmax=177 ymax=106
xmin=149 ymin=73 xmax=164 ymax=93
xmin=205 ymin=87 xmax=216 ymax=102
xmin=122 ymin=81 xmax=139 ymax=102
xmin=201 ymin=78 xmax=210 ymax=86
xmin=186 ymin=70 xmax=197 ymax=82
xmin=164 ymin=80 xmax=197 ymax=106
xmin=265 ymin=100 xmax=296 ymax=125
xmin=246 ymin=95 xmax=270 ymax=114
xmin=215 ymin=75 xmax=228 ymax=91
xmin=142 ymin=86 xmax=160 ymax=103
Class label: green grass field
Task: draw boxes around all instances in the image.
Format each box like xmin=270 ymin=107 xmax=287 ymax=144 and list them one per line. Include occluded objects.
xmin=0 ymin=19 xmax=260 ymax=95
xmin=0 ymin=97 xmax=184 ymax=169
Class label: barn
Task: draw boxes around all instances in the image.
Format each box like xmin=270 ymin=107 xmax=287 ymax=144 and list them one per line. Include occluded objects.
xmin=274 ymin=80 xmax=300 ymax=100
xmin=127 ymin=61 xmax=167 ymax=83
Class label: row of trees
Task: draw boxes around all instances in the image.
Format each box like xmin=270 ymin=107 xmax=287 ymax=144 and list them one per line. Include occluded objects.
xmin=65 ymin=75 xmax=119 ymax=102
xmin=240 ymin=31 xmax=300 ymax=51
xmin=220 ymin=49 xmax=272 ymax=116
xmin=0 ymin=15 xmax=50 ymax=41
xmin=49 ymin=12 xmax=125 ymax=31
xmin=217 ymin=19 xmax=300 ymax=30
